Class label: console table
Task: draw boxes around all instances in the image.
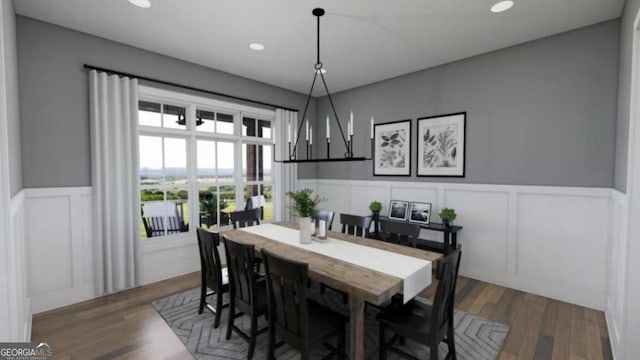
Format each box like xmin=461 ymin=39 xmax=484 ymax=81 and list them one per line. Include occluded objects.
xmin=371 ymin=216 xmax=463 ymax=254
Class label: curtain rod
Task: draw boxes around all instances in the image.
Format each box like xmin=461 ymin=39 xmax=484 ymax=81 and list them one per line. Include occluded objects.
xmin=83 ymin=64 xmax=299 ymax=113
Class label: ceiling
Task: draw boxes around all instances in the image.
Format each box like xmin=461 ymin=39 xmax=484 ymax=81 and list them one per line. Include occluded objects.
xmin=14 ymin=0 xmax=624 ymax=96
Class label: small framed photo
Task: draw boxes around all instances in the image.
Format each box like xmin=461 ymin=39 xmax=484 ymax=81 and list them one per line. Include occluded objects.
xmin=388 ymin=200 xmax=409 ymax=221
xmin=374 ymin=120 xmax=412 ymax=176
xmin=409 ymin=202 xmax=432 ymax=225
xmin=417 ymin=112 xmax=466 ymax=177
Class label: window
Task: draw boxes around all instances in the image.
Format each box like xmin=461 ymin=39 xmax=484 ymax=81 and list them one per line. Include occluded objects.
xmin=138 ymin=87 xmax=276 ymax=240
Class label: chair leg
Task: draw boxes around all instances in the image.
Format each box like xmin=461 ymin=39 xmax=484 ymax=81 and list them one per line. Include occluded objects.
xmin=198 ymin=283 xmax=206 ymax=314
xmin=247 ymin=315 xmax=258 ymax=360
xmin=214 ymin=291 xmax=223 ymax=329
xmin=226 ymin=302 xmax=234 ymax=340
xmin=429 ymin=344 xmax=439 ymax=360
xmin=447 ymin=324 xmax=457 ymax=360
xmin=378 ymin=323 xmax=387 ymax=360
xmin=267 ymin=321 xmax=276 ymax=360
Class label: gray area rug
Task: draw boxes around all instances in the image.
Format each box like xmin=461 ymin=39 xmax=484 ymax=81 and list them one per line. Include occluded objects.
xmin=152 ymin=286 xmax=509 ymax=359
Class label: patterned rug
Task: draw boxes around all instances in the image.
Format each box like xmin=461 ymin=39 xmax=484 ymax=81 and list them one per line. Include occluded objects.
xmin=152 ymin=285 xmax=509 ymax=359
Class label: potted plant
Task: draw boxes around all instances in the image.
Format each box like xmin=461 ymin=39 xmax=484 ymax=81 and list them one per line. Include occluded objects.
xmin=439 ymin=208 xmax=457 ymax=227
xmin=287 ymin=188 xmax=327 ymax=244
xmin=369 ymin=201 xmax=383 ymax=220
xmin=199 ymin=192 xmax=228 ymax=227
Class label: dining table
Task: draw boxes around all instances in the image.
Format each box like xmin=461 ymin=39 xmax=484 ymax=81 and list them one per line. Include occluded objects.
xmin=223 ymin=221 xmax=442 ymax=359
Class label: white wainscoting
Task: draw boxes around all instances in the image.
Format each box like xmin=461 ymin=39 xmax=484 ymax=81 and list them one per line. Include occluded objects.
xmin=24 ymin=187 xmax=200 ymax=314
xmin=607 ymin=189 xmax=628 ymax=359
xmin=8 ymin=190 xmax=30 ymax=341
xmin=299 ymin=179 xmax=613 ymax=310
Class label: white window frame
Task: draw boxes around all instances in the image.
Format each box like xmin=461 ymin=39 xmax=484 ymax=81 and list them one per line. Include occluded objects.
xmin=137 ymin=86 xmax=276 ymax=251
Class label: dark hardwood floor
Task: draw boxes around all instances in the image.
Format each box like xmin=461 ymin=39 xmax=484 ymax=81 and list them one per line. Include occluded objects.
xmin=31 ymin=272 xmax=612 ymax=359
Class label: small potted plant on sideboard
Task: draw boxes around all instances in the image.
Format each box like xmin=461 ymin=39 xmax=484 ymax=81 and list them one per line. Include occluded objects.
xmin=439 ymin=208 xmax=457 ymax=228
xmin=369 ymin=201 xmax=383 ymax=220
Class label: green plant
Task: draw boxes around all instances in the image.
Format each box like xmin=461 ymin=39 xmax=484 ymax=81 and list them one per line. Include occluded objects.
xmin=369 ymin=201 xmax=383 ymax=213
xmin=200 ymin=193 xmax=227 ymax=213
xmin=286 ymin=188 xmax=326 ymax=218
xmin=439 ymin=208 xmax=457 ymax=222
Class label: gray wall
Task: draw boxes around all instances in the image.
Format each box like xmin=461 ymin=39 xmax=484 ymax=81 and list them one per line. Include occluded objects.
xmin=615 ymin=0 xmax=640 ymax=192
xmin=310 ymin=20 xmax=620 ymax=188
xmin=3 ymin=0 xmax=22 ymax=196
xmin=16 ymin=16 xmax=316 ymax=188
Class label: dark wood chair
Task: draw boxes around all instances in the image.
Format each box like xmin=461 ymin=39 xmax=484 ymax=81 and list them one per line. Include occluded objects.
xmin=261 ymin=249 xmax=348 ymax=360
xmin=231 ymin=208 xmax=261 ymax=229
xmin=223 ymin=235 xmax=269 ymax=360
xmin=196 ymin=228 xmax=230 ymax=329
xmin=340 ymin=213 xmax=371 ymax=237
xmin=377 ymin=248 xmax=462 ymax=360
xmin=379 ymin=220 xmax=422 ymax=247
xmin=315 ymin=210 xmax=335 ymax=231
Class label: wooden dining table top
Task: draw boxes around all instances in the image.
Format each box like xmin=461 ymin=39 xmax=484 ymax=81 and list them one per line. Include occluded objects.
xmin=222 ymin=221 xmax=442 ymax=305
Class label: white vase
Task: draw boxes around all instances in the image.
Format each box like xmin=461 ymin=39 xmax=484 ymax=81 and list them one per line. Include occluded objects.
xmin=299 ymin=217 xmax=313 ymax=244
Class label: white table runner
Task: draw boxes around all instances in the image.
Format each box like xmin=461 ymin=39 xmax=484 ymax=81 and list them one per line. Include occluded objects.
xmin=240 ymin=223 xmax=432 ymax=303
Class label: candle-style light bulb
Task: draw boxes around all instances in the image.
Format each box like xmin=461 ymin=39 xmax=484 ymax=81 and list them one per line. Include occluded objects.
xmin=310 ymin=126 xmax=313 ymax=145
xmin=305 ymin=119 xmax=309 ymax=141
xmin=370 ymin=116 xmax=374 ymax=139
xmin=326 ymin=116 xmax=330 ymax=139
xmin=350 ymin=111 xmax=354 ymax=136
xmin=287 ymin=121 xmax=291 ymax=143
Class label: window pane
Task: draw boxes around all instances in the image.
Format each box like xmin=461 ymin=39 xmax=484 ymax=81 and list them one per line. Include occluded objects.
xmin=167 ymin=188 xmax=189 ymax=234
xmin=163 ymin=138 xmax=187 ymax=184
xmin=243 ymin=117 xmax=256 ymax=137
xmin=242 ymin=144 xmax=258 ymax=182
xmin=163 ymin=104 xmax=187 ymax=129
xmin=196 ymin=109 xmax=216 ymax=133
xmin=220 ymin=185 xmax=237 ymax=224
xmin=218 ymin=142 xmax=234 ymax=183
xmin=261 ymin=184 xmax=273 ymax=220
xmin=197 ymin=140 xmax=216 ymax=181
xmin=217 ymin=112 xmax=234 ymax=134
xmin=139 ymin=101 xmax=161 ymax=127
xmin=140 ymin=136 xmax=163 ymax=185
xmin=258 ymin=120 xmax=271 ymax=139
xmin=259 ymin=145 xmax=272 ymax=181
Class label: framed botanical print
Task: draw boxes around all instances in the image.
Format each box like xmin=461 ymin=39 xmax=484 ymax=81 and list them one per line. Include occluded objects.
xmin=373 ymin=119 xmax=411 ymax=176
xmin=388 ymin=200 xmax=409 ymax=221
xmin=409 ymin=202 xmax=432 ymax=225
xmin=417 ymin=112 xmax=466 ymax=177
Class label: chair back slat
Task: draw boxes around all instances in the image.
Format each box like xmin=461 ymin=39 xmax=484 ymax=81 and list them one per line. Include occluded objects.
xmin=197 ymin=228 xmax=224 ymax=290
xmin=315 ymin=210 xmax=335 ymax=231
xmin=262 ymin=249 xmax=309 ymax=351
xmin=224 ymin=236 xmax=259 ymax=311
xmin=230 ymin=208 xmax=261 ymax=229
xmin=340 ymin=213 xmax=371 ymax=237
xmin=379 ymin=220 xmax=421 ymax=247
xmin=431 ymin=248 xmax=462 ymax=335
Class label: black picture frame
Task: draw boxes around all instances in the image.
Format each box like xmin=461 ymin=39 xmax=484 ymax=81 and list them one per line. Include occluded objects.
xmin=388 ymin=200 xmax=409 ymax=221
xmin=409 ymin=202 xmax=432 ymax=225
xmin=373 ymin=119 xmax=412 ymax=176
xmin=416 ymin=112 xmax=466 ymax=177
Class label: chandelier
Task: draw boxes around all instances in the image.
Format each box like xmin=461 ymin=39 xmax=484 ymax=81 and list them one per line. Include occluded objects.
xmin=274 ymin=8 xmax=374 ymax=163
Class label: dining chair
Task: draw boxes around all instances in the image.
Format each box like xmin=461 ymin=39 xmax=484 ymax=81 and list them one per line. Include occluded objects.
xmin=379 ymin=219 xmax=422 ymax=247
xmin=230 ymin=208 xmax=261 ymax=229
xmin=196 ymin=228 xmax=229 ymax=329
xmin=261 ymin=249 xmax=348 ymax=360
xmin=376 ymin=248 xmax=462 ymax=360
xmin=339 ymin=213 xmax=371 ymax=237
xmin=223 ymin=235 xmax=269 ymax=360
xmin=315 ymin=210 xmax=335 ymax=231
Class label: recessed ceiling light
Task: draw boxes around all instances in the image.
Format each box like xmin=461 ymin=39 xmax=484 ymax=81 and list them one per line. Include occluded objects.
xmin=249 ymin=43 xmax=265 ymax=51
xmin=491 ymin=0 xmax=514 ymax=13
xmin=128 ymin=0 xmax=151 ymax=8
